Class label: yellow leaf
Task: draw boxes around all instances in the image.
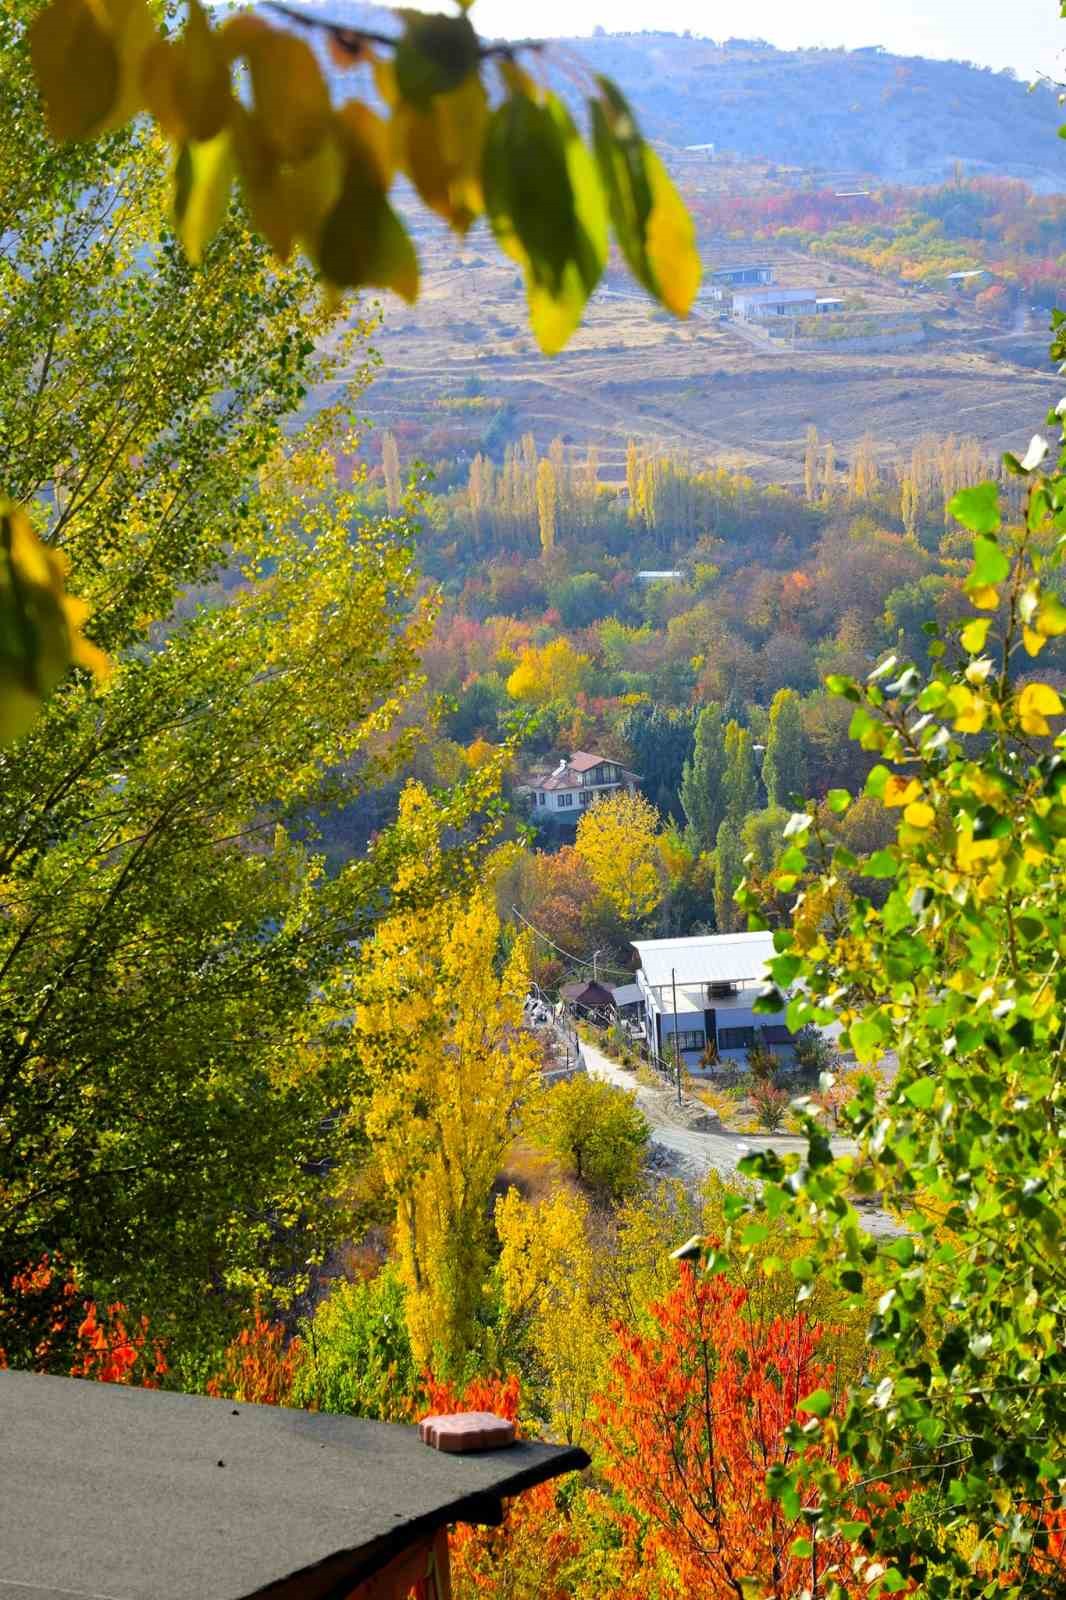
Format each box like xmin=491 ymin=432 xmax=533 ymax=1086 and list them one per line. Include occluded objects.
xmin=948 ymin=685 xmax=988 ymax=734
xmin=1017 ymin=682 xmax=1065 ymax=737
xmin=903 ymin=801 xmax=935 ymax=830
xmin=338 ymin=101 xmax=394 ymax=189
xmin=644 ymin=146 xmax=700 ymax=317
xmin=29 ymin=0 xmax=119 ymax=140
xmin=883 ymin=776 xmax=922 ymax=808
xmin=1023 ymin=625 xmax=1048 ymax=658
xmin=244 ymin=27 xmax=331 ymax=162
xmin=173 ymin=129 xmax=235 ymax=264
xmin=969 ymin=584 xmax=1000 ymax=611
xmin=960 ymin=618 xmax=991 ymax=654
xmin=1036 ymin=593 xmax=1066 ymax=637
xmin=392 ymin=74 xmax=487 ymax=231
xmin=141 ymin=0 xmax=231 ymax=143
xmin=956 ymin=831 xmax=1001 ymax=871
xmin=0 ymin=501 xmax=110 ymax=742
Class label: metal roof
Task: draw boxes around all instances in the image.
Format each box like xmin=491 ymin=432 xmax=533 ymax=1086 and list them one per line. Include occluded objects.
xmin=633 ymin=931 xmax=777 ymax=991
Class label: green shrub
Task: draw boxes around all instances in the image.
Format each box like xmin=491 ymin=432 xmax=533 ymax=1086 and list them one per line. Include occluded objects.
xmin=292 ymin=1267 xmax=418 ymax=1420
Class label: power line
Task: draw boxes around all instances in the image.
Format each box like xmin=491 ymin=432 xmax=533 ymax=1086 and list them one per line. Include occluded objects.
xmin=509 ymin=906 xmax=634 ymax=981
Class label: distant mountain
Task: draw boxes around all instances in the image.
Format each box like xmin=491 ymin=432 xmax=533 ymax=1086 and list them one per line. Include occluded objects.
xmin=568 ymin=33 xmax=1065 ymax=189
xmin=271 ymin=5 xmax=1066 ymax=191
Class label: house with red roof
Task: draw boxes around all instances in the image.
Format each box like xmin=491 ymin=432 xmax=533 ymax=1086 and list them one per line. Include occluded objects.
xmin=526 ymin=751 xmax=640 ymax=824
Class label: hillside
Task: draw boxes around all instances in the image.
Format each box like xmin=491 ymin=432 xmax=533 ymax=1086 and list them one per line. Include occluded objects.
xmin=568 ymin=34 xmax=1065 ymax=189
xmin=288 ymin=6 xmax=1066 ymax=190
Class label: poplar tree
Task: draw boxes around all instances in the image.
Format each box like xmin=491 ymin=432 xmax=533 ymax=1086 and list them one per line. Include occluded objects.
xmin=381 ymin=430 xmax=402 ymax=515
xmin=762 ymin=688 xmax=809 ymax=809
xmin=536 ymin=458 xmax=558 ymax=556
xmin=713 ymin=819 xmax=743 ymax=934
xmin=680 ymin=703 xmax=727 ymax=852
xmin=723 ymin=720 xmax=759 ymax=826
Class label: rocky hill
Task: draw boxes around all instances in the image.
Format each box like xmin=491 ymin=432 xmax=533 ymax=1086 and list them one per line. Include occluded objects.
xmin=282 ymin=5 xmax=1066 ymax=191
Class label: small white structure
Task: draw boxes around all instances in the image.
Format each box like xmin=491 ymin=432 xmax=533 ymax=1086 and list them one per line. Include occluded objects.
xmin=732 ymin=288 xmax=818 ymax=321
xmin=528 ymin=751 xmax=640 ymax=822
xmin=816 ymin=297 xmax=845 ymax=314
xmin=636 ymin=569 xmax=685 ymax=584
xmin=632 ymin=931 xmax=794 ymax=1071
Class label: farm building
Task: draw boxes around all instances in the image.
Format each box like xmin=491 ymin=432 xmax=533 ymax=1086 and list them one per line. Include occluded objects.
xmin=731 ymin=287 xmax=819 ymax=320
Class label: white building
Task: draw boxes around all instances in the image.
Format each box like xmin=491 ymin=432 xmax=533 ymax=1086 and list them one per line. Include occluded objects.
xmin=732 ymin=288 xmax=818 ymax=321
xmin=632 ymin=931 xmax=794 ymax=1071
xmin=528 ymin=751 xmax=640 ymax=823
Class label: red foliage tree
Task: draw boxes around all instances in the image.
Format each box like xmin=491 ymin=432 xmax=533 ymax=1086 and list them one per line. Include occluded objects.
xmin=205 ymin=1306 xmax=303 ymax=1407
xmin=71 ymin=1300 xmax=168 ymax=1387
xmin=422 ymin=1373 xmax=581 ymax=1600
xmin=594 ymin=1266 xmax=848 ymax=1600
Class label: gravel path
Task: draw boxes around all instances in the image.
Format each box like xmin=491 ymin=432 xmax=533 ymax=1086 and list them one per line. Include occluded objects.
xmin=579 ymin=1038 xmax=897 ymax=1235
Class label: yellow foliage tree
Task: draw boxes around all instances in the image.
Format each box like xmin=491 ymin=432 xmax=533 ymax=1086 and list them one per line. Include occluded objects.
xmin=574 ymin=789 xmax=666 ymax=924
xmin=505 ymin=637 xmax=590 ymax=705
xmin=495 ymin=1187 xmax=603 ymax=1445
xmin=354 ymin=787 xmax=540 ymax=1372
xmin=536 ymin=458 xmax=557 ymax=556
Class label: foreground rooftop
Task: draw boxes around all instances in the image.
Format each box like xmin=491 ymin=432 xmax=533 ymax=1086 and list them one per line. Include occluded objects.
xmin=0 ymin=1368 xmax=587 ymax=1600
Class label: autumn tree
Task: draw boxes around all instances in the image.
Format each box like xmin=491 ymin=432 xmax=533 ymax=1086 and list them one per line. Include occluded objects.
xmin=536 ymin=459 xmax=558 ymax=556
xmin=0 ymin=36 xmax=483 ymax=1342
xmin=803 ymin=423 xmax=820 ymax=503
xmin=762 ymin=687 xmax=809 ymax=808
xmin=506 ymin=638 xmax=590 ymax=706
xmin=495 ymin=1187 xmax=604 ymax=1444
xmin=381 ymin=429 xmax=402 ymax=514
xmin=680 ymin=702 xmax=727 ymax=852
xmin=595 ymin=1266 xmax=849 ymax=1600
xmin=532 ymin=1075 xmax=648 ymax=1198
xmin=574 ymin=789 xmax=666 ymax=925
xmin=352 ymin=802 xmax=541 ymax=1372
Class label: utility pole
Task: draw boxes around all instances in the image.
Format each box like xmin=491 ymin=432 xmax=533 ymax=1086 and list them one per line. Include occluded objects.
xmin=671 ymin=966 xmax=682 ymax=1105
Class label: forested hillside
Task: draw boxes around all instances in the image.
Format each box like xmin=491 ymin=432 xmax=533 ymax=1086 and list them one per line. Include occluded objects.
xmin=5 ymin=3 xmax=1066 ymax=1598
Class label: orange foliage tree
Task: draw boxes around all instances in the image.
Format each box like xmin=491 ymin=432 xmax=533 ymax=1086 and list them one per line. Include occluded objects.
xmin=205 ymin=1306 xmax=304 ymax=1407
xmin=423 ymin=1373 xmax=582 ymax=1600
xmin=71 ymin=1300 xmax=168 ymax=1388
xmin=594 ymin=1266 xmax=849 ymax=1599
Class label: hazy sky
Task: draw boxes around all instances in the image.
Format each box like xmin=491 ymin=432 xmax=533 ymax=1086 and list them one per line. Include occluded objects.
xmin=401 ymin=0 xmax=1065 ymax=81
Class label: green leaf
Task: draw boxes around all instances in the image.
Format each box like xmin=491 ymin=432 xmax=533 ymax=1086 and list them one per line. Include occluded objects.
xmin=972 ymin=535 xmax=1011 ymax=588
xmin=797 ymin=1386 xmax=832 ymax=1417
xmin=394 ymin=12 xmax=480 ymax=108
xmin=903 ymin=1078 xmax=936 ymax=1109
xmin=590 ymin=78 xmax=700 ymax=316
xmin=484 ymin=91 xmax=608 ymax=354
xmin=826 ymin=788 xmax=851 ymax=814
xmin=948 ymin=481 xmax=1001 ymax=534
xmin=317 ymin=152 xmax=418 ymax=301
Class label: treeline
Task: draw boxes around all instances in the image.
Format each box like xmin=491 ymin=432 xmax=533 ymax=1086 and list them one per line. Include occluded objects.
xmin=690 ymin=174 xmax=1066 ymax=306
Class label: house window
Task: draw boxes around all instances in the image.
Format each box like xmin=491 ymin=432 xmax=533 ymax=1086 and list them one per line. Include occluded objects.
xmin=536 ymin=792 xmax=545 ymax=806
xmin=558 ymin=793 xmax=574 ymax=808
xmin=718 ymin=1027 xmax=755 ymax=1051
xmin=668 ymin=1029 xmax=705 ymax=1054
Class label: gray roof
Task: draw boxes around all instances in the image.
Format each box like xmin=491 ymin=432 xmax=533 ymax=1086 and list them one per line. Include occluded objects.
xmin=0 ymin=1368 xmax=587 ymax=1600
xmin=633 ymin=930 xmax=777 ymax=990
